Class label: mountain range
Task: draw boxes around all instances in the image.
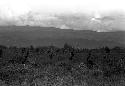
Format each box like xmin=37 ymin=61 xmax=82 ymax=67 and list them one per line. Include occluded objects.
xmin=0 ymin=26 xmax=124 ymax=48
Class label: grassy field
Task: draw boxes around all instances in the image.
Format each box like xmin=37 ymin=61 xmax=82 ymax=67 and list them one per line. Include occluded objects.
xmin=0 ymin=45 xmax=125 ymax=86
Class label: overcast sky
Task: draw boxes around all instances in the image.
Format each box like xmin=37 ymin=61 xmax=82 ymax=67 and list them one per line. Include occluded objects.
xmin=0 ymin=0 xmax=125 ymax=31
xmin=1 ymin=0 xmax=125 ymax=16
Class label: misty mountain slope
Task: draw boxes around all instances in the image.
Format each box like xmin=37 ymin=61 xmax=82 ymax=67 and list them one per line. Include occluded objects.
xmin=0 ymin=26 xmax=124 ymax=48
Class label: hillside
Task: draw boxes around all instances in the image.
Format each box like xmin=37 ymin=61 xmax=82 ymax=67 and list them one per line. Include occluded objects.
xmin=0 ymin=26 xmax=124 ymax=48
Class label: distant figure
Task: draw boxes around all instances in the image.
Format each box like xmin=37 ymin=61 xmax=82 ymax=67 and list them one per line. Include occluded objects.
xmin=0 ymin=49 xmax=3 ymax=58
xmin=22 ymin=50 xmax=29 ymax=64
xmin=69 ymin=51 xmax=74 ymax=60
xmin=86 ymin=51 xmax=95 ymax=69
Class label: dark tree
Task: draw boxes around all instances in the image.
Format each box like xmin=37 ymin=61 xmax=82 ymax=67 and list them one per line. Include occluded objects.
xmin=104 ymin=46 xmax=110 ymax=53
xmin=63 ymin=43 xmax=73 ymax=50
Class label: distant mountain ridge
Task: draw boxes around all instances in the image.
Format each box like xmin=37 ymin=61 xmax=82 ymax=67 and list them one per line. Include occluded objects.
xmin=0 ymin=26 xmax=124 ymax=48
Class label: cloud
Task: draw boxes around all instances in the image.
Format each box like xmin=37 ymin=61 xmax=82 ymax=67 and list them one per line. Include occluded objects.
xmin=0 ymin=10 xmax=125 ymax=32
xmin=0 ymin=0 xmax=125 ymax=32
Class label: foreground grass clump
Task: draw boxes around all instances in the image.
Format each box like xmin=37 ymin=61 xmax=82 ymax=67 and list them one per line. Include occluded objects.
xmin=0 ymin=62 xmax=124 ymax=86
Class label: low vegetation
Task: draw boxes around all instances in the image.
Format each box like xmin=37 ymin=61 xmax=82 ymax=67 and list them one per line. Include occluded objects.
xmin=0 ymin=43 xmax=125 ymax=86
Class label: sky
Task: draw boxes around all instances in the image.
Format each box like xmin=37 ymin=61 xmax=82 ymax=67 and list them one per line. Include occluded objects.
xmin=0 ymin=0 xmax=125 ymax=31
xmin=0 ymin=0 xmax=125 ymax=16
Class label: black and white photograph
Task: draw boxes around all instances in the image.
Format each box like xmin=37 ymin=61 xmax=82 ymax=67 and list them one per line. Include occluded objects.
xmin=0 ymin=0 xmax=125 ymax=86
